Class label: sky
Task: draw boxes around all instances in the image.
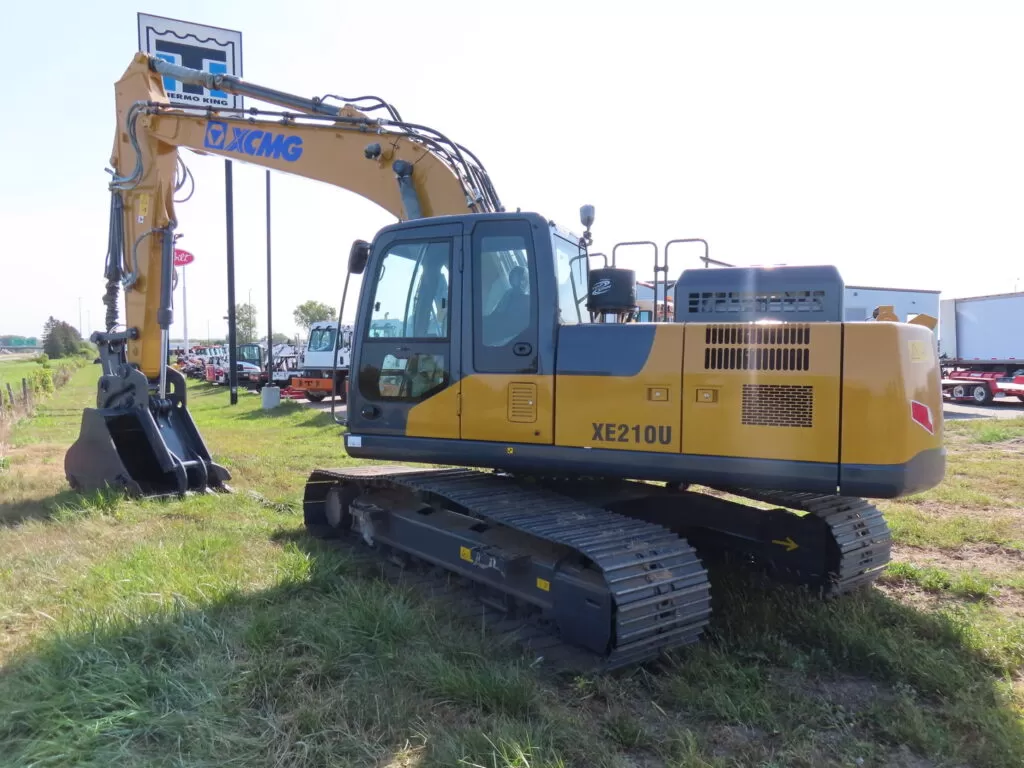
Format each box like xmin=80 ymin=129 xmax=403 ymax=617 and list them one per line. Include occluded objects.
xmin=2 ymin=0 xmax=1023 ymax=341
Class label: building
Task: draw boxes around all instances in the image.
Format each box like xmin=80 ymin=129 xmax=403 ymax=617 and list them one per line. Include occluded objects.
xmin=842 ymin=285 xmax=941 ymax=323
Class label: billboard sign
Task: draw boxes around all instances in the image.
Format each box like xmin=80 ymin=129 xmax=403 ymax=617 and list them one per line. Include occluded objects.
xmin=173 ymin=249 xmax=195 ymax=267
xmin=137 ymin=13 xmax=243 ymax=110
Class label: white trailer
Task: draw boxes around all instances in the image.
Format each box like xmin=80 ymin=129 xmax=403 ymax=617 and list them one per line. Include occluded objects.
xmin=939 ymin=292 xmax=1024 ymax=366
xmin=938 ymin=291 xmax=1024 ymax=404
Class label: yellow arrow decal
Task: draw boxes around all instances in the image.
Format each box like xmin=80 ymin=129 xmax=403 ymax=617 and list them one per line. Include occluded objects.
xmin=771 ymin=536 xmax=799 ymax=552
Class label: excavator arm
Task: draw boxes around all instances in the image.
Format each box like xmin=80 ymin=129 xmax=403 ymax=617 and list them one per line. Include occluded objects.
xmin=65 ymin=53 xmax=502 ymax=497
xmin=112 ymin=52 xmax=498 ymax=380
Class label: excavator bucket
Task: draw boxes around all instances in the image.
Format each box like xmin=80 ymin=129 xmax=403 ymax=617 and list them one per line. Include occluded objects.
xmin=65 ymin=363 xmax=230 ymax=498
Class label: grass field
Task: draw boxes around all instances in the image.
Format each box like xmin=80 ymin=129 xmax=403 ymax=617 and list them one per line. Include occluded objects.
xmin=2 ymin=365 xmax=1023 ymax=767
xmin=0 ymin=355 xmax=43 ymax=391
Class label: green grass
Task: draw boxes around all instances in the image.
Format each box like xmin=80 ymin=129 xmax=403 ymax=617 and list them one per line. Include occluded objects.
xmin=1 ymin=373 xmax=1023 ymax=767
xmin=882 ymin=561 xmax=1004 ymax=598
xmin=0 ymin=354 xmax=83 ymax=389
xmin=947 ymin=415 xmax=1024 ymax=444
xmin=0 ymin=356 xmax=39 ymax=389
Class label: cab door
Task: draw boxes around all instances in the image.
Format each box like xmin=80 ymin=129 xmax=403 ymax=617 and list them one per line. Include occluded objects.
xmin=460 ymin=218 xmax=554 ymax=444
xmin=346 ymin=222 xmax=462 ymax=439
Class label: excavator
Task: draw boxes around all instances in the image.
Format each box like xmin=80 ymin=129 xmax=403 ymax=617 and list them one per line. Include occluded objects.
xmin=65 ymin=53 xmax=946 ymax=670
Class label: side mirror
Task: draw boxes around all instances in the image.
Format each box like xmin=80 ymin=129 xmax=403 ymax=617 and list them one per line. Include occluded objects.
xmin=348 ymin=239 xmax=371 ymax=274
xmin=580 ymin=204 xmax=595 ymax=229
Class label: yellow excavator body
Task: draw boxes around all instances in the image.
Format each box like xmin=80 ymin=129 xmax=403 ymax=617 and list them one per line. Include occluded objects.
xmin=65 ymin=54 xmax=945 ymax=671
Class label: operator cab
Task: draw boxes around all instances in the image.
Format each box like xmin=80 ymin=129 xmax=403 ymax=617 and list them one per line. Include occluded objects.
xmin=340 ymin=210 xmax=592 ymax=437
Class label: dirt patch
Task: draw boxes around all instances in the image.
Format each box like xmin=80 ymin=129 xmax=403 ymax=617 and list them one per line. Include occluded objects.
xmin=806 ymin=676 xmax=888 ymax=713
xmin=877 ymin=580 xmax=959 ymax=612
xmin=893 ymin=543 xmax=1024 ymax=579
xmin=6 ymin=442 xmax=66 ymax=461
xmin=889 ymin=544 xmax=1024 ymax=616
xmin=878 ymin=577 xmax=1024 ymax=620
xmin=886 ymin=498 xmax=1024 ymax=536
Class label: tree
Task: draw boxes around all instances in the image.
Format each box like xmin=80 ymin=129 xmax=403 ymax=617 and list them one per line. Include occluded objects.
xmin=235 ymin=303 xmax=258 ymax=344
xmin=262 ymin=332 xmax=291 ymax=345
xmin=293 ymin=300 xmax=335 ymax=332
xmin=41 ymin=316 xmax=82 ymax=358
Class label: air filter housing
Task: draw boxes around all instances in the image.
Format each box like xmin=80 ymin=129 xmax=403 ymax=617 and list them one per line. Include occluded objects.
xmin=587 ymin=267 xmax=637 ymax=315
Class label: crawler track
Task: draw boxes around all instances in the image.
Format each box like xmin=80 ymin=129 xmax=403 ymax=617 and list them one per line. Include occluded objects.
xmin=706 ymin=486 xmax=894 ymax=596
xmin=302 ymin=467 xmax=892 ymax=672
xmin=303 ymin=466 xmax=712 ymax=672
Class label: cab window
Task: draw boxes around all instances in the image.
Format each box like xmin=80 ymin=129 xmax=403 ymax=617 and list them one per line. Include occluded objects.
xmin=552 ymin=234 xmax=589 ymax=325
xmin=368 ymin=240 xmax=451 ymax=339
xmin=359 ymin=237 xmax=453 ymax=403
xmin=307 ymin=328 xmax=337 ymax=352
xmin=472 ymin=220 xmax=537 ymax=373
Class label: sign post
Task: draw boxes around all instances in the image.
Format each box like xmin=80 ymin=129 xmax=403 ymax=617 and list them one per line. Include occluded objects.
xmin=137 ymin=13 xmax=243 ymax=401
xmin=173 ymin=248 xmax=195 ymax=353
xmin=136 ymin=14 xmax=243 ymax=111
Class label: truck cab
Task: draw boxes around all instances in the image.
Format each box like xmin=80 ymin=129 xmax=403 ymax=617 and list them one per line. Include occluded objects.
xmin=292 ymin=322 xmax=353 ymax=402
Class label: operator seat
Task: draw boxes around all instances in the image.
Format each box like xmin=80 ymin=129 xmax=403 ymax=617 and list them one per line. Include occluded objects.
xmin=486 ymin=266 xmax=530 ymax=344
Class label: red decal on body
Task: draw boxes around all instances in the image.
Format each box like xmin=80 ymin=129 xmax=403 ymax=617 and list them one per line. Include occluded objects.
xmin=911 ymin=400 xmax=934 ymax=434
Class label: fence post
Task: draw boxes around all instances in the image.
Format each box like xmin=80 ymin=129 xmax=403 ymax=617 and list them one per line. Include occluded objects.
xmin=5 ymin=383 xmax=13 ymax=407
xmin=22 ymin=378 xmax=29 ymax=404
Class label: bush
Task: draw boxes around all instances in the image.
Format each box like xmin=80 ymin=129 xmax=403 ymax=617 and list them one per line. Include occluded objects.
xmin=34 ymin=353 xmax=50 ymax=367
xmin=28 ymin=368 xmax=54 ymax=395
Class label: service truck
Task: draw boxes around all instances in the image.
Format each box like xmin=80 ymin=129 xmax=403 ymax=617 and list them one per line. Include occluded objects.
xmin=288 ymin=322 xmax=354 ymax=402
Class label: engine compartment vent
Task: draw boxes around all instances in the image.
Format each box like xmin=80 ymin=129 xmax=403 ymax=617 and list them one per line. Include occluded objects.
xmin=704 ymin=324 xmax=811 ymax=371
xmin=741 ymin=384 xmax=813 ymax=428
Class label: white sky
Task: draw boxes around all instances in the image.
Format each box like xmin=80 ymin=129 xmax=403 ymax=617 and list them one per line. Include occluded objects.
xmin=2 ymin=0 xmax=1023 ymax=340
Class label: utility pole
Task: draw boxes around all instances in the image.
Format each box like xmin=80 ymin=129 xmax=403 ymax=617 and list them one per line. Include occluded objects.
xmin=225 ymin=159 xmax=238 ymax=405
xmin=266 ymin=169 xmax=275 ymax=386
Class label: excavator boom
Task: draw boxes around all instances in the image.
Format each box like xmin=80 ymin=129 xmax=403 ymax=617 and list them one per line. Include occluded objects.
xmin=65 ymin=53 xmax=500 ymax=496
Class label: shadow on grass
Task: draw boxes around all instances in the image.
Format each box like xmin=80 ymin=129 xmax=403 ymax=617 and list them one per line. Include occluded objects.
xmin=650 ymin=561 xmax=1024 ymax=767
xmin=232 ymin=400 xmax=309 ymax=420
xmin=183 ymin=383 xmax=236 ymax=399
xmin=2 ymin=524 xmax=1022 ymax=768
xmin=942 ymin=410 xmax=993 ymax=421
xmin=0 ymin=488 xmax=82 ymax=526
xmin=300 ymin=409 xmax=344 ymax=428
xmin=0 ymin=534 xmax=587 ymax=768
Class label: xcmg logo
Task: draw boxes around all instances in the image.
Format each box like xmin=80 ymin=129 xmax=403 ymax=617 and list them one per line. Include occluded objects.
xmin=203 ymin=121 xmax=304 ymax=162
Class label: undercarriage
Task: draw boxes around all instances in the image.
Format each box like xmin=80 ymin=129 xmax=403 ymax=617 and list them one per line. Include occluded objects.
xmin=302 ymin=466 xmax=892 ymax=672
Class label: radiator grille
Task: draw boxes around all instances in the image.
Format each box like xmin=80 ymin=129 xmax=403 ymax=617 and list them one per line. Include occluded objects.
xmin=507 ymin=383 xmax=537 ymax=423
xmin=742 ymin=384 xmax=813 ymax=428
xmin=704 ymin=324 xmax=811 ymax=371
